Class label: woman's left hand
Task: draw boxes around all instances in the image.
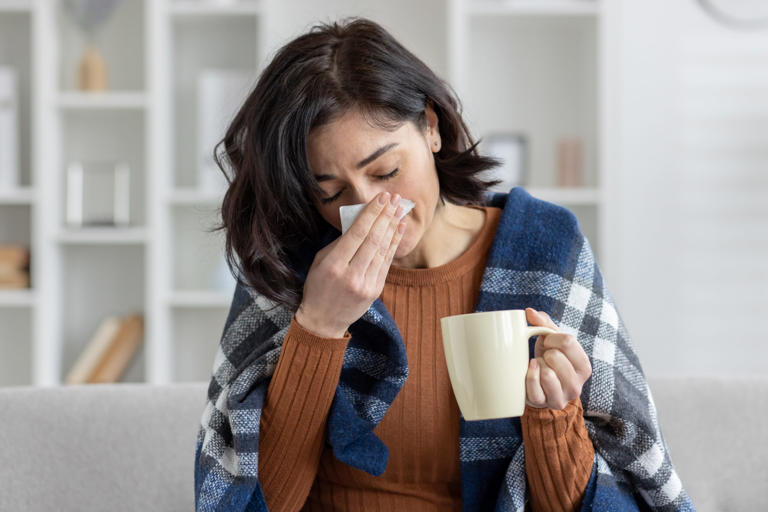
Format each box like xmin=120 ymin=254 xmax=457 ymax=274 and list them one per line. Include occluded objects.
xmin=524 ymin=308 xmax=592 ymax=410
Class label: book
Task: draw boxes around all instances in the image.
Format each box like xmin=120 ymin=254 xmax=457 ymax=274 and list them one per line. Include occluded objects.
xmin=64 ymin=313 xmax=144 ymax=385
xmin=0 ymin=244 xmax=30 ymax=269
xmin=0 ymin=271 xmax=30 ymax=289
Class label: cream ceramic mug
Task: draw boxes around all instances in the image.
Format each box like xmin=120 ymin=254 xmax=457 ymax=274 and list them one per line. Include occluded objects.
xmin=440 ymin=309 xmax=557 ymax=421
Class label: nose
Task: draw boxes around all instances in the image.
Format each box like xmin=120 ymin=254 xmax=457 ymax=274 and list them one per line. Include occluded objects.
xmin=348 ymin=185 xmax=387 ymax=206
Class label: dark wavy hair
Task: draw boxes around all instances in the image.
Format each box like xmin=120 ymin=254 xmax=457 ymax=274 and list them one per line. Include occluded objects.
xmin=211 ymin=17 xmax=501 ymax=310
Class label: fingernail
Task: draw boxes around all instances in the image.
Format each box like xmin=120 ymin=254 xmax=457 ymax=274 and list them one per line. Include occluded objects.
xmin=390 ymin=193 xmax=400 ymax=206
xmin=530 ymin=359 xmax=538 ymax=369
xmin=379 ymin=192 xmax=389 ymax=205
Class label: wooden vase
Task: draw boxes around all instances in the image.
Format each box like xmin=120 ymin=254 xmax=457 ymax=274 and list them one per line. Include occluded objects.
xmin=78 ymin=45 xmax=108 ymax=91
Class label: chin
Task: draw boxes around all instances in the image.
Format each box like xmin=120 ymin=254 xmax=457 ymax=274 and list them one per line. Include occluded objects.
xmin=394 ymin=233 xmax=417 ymax=259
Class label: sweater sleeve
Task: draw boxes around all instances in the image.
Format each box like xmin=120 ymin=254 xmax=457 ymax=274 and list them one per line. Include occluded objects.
xmin=521 ymin=397 xmax=595 ymax=512
xmin=258 ymin=315 xmax=351 ymax=512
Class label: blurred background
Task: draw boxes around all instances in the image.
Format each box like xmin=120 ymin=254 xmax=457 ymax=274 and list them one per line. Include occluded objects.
xmin=0 ymin=0 xmax=766 ymax=388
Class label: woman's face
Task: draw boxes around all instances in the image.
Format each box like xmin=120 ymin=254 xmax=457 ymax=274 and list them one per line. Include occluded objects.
xmin=307 ymin=107 xmax=442 ymax=259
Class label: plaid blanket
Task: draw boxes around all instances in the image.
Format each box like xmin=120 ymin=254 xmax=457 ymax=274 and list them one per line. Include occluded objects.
xmin=194 ymin=186 xmax=695 ymax=512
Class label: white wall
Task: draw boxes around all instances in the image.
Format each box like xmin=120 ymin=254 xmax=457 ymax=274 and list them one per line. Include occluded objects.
xmin=610 ymin=0 xmax=768 ymax=377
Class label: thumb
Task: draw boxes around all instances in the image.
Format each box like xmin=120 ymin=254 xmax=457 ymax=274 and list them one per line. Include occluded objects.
xmin=526 ymin=308 xmax=557 ymax=359
xmin=525 ymin=307 xmax=557 ymax=329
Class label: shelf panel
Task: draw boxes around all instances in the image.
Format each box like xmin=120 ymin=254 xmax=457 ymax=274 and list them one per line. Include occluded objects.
xmin=171 ymin=0 xmax=263 ymax=16
xmin=468 ymin=0 xmax=599 ymax=16
xmin=169 ymin=290 xmax=233 ymax=308
xmin=0 ymin=289 xmax=35 ymax=307
xmin=0 ymin=187 xmax=35 ymax=204
xmin=57 ymin=91 xmax=148 ymax=110
xmin=0 ymin=0 xmax=31 ymax=12
xmin=525 ymin=186 xmax=601 ymax=205
xmin=57 ymin=227 xmax=149 ymax=245
xmin=168 ymin=188 xmax=225 ymax=206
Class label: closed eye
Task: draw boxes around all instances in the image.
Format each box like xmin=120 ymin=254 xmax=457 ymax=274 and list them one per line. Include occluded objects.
xmin=320 ymin=168 xmax=400 ymax=204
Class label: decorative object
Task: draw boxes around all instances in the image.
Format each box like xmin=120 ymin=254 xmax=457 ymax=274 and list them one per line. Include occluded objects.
xmin=480 ymin=132 xmax=527 ymax=192
xmin=64 ymin=313 xmax=144 ymax=384
xmin=66 ymin=160 xmax=131 ymax=227
xmin=62 ymin=0 xmax=124 ymax=91
xmin=197 ymin=69 xmax=252 ymax=193
xmin=556 ymin=136 xmax=583 ymax=187
xmin=0 ymin=67 xmax=19 ymax=191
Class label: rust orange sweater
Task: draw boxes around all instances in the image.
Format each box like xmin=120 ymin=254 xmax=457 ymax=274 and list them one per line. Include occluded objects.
xmin=258 ymin=206 xmax=594 ymax=511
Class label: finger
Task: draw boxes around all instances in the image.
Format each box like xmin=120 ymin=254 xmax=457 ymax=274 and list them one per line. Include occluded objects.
xmin=525 ymin=358 xmax=547 ymax=408
xmin=335 ymin=192 xmax=392 ymax=261
xmin=374 ymin=216 xmax=407 ymax=288
xmin=542 ymin=348 xmax=581 ymax=401
xmin=365 ymin=203 xmax=403 ymax=282
xmin=541 ymin=333 xmax=592 ymax=381
xmin=525 ymin=308 xmax=560 ymax=331
xmin=538 ymin=357 xmax=568 ymax=410
xmin=527 ymin=308 xmax=560 ymax=359
xmin=348 ymin=195 xmax=400 ymax=274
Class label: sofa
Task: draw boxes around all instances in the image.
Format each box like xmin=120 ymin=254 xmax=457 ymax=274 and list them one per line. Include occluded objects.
xmin=0 ymin=377 xmax=764 ymax=511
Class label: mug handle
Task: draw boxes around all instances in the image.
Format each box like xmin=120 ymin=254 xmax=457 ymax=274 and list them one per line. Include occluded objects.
xmin=525 ymin=326 xmax=557 ymax=339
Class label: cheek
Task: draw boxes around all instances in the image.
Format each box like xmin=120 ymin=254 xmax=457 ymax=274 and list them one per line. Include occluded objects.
xmin=314 ymin=203 xmax=341 ymax=230
xmin=393 ymin=213 xmax=421 ymax=255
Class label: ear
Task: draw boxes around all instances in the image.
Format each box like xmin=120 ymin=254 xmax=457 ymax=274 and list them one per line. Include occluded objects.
xmin=424 ymin=103 xmax=439 ymax=134
xmin=424 ymin=103 xmax=441 ymax=152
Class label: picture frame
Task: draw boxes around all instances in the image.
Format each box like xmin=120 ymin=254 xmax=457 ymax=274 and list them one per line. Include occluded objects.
xmin=66 ymin=160 xmax=131 ymax=227
xmin=480 ymin=132 xmax=528 ymax=193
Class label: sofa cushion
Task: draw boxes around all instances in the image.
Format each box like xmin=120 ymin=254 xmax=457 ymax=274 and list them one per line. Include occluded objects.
xmin=0 ymin=378 xmax=765 ymax=511
xmin=0 ymin=382 xmax=208 ymax=512
xmin=648 ymin=376 xmax=768 ymax=511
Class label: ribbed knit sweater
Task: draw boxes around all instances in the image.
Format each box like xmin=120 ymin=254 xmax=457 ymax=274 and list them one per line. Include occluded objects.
xmin=258 ymin=206 xmax=595 ymax=511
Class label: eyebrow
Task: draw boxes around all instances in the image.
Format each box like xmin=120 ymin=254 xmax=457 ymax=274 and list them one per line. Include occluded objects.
xmin=313 ymin=142 xmax=399 ymax=183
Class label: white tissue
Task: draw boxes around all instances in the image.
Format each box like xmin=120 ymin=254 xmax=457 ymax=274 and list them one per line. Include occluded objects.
xmin=340 ymin=198 xmax=415 ymax=234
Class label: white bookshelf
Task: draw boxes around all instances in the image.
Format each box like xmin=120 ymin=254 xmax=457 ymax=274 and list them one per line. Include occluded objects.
xmin=0 ymin=0 xmax=614 ymax=387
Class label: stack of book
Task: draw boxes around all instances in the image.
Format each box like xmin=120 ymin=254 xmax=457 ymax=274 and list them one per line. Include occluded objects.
xmin=0 ymin=244 xmax=30 ymax=289
xmin=65 ymin=313 xmax=144 ymax=385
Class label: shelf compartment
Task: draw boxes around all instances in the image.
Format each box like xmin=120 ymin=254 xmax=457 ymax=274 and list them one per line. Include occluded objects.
xmin=60 ymin=110 xmax=146 ymax=227
xmin=56 ymin=0 xmax=145 ymax=91
xmin=0 ymin=9 xmax=32 ymax=188
xmin=0 ymin=309 xmax=32 ymax=386
xmin=171 ymin=308 xmax=228 ymax=382
xmin=466 ymin=14 xmax=599 ymax=188
xmin=567 ymin=203 xmax=600 ymax=261
xmin=171 ymin=14 xmax=259 ymax=189
xmin=0 ymin=203 xmax=31 ymax=247
xmin=171 ymin=204 xmax=235 ymax=293
xmin=60 ymin=245 xmax=146 ymax=384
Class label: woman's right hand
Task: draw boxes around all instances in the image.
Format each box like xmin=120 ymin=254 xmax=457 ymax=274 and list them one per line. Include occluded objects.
xmin=295 ymin=191 xmax=408 ymax=338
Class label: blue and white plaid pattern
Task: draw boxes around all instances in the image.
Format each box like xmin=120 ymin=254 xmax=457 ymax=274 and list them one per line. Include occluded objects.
xmin=194 ymin=187 xmax=695 ymax=512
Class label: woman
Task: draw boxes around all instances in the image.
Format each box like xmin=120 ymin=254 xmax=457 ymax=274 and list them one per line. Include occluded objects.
xmin=194 ymin=17 xmax=694 ymax=512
